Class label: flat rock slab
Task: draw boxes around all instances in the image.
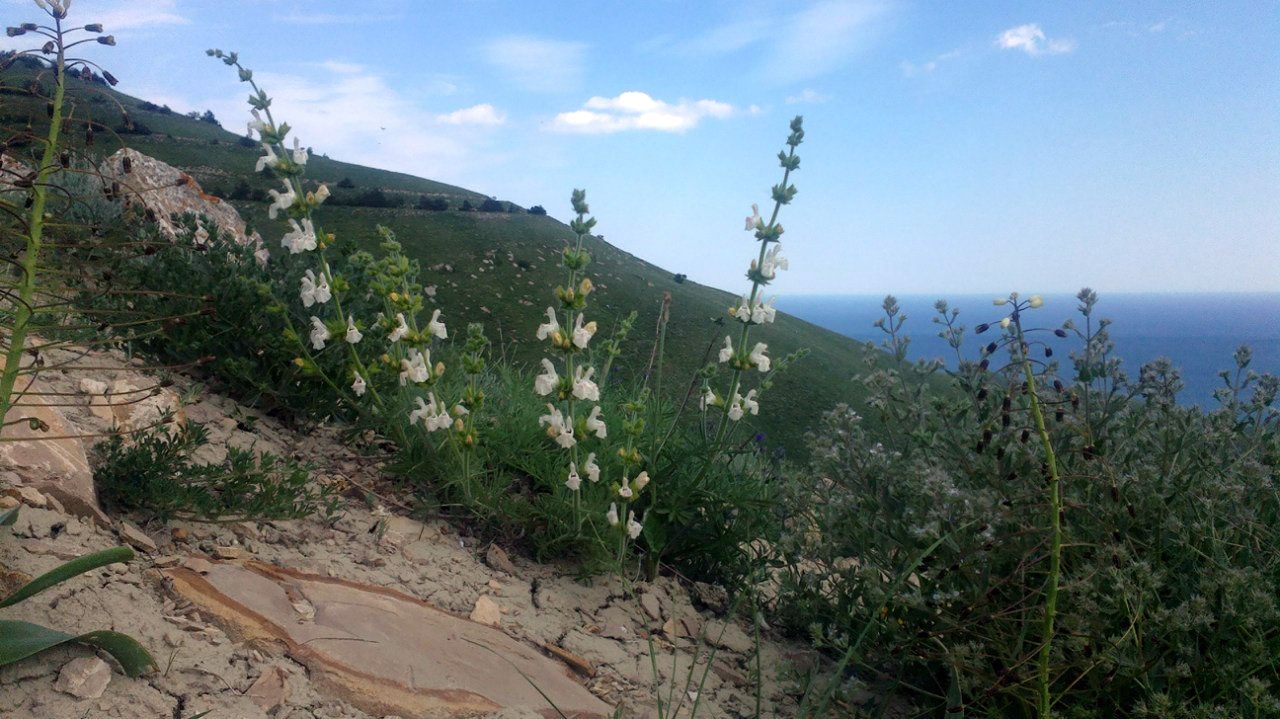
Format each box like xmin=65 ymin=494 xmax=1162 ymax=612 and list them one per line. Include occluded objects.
xmin=164 ymin=560 xmax=611 ymax=719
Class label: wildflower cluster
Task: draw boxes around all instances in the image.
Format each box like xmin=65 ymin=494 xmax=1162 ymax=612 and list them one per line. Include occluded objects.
xmin=702 ymin=116 xmax=804 ymax=444
xmin=208 ymin=51 xmax=462 ymax=449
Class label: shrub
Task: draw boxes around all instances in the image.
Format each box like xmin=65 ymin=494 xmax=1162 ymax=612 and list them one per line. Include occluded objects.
xmin=776 ymin=292 xmax=1280 ymax=718
xmin=528 ymin=205 xmax=547 ymax=216
xmin=417 ymin=195 xmax=449 ymax=211
xmin=93 ymin=422 xmax=340 ymax=523
xmin=479 ymin=197 xmax=504 ymax=212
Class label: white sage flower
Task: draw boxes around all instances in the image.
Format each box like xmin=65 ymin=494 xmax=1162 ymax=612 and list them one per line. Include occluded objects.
xmin=291 ymin=137 xmax=308 ymax=166
xmin=606 ymin=503 xmax=619 ymax=527
xmin=741 ymin=389 xmax=759 ymax=416
xmin=699 ymin=387 xmax=718 ymax=410
xmin=584 ymin=452 xmax=600 ymax=482
xmin=247 ymin=109 xmax=268 ymax=138
xmin=626 ymin=511 xmax=643 ymax=540
xmin=389 ymin=312 xmax=409 ymax=342
xmin=760 ymin=244 xmax=788 ymax=279
xmin=534 ymin=358 xmax=559 ymax=396
xmin=1028 ymin=295 xmax=1044 ymax=308
xmin=618 ymin=474 xmax=633 ymax=499
xmin=255 ymin=143 xmax=280 ymax=173
xmin=718 ymin=336 xmax=734 ymax=363
xmin=572 ymin=365 xmax=599 ymax=401
xmin=351 ymin=372 xmax=366 ymax=397
xmin=565 ymin=463 xmax=581 ymax=491
xmin=267 ymin=181 xmax=296 ymax=219
xmin=751 ymin=297 xmax=777 ymax=324
xmin=299 ymin=269 xmax=330 ymax=307
xmin=309 ymin=316 xmax=330 ymax=350
xmin=572 ymin=314 xmax=597 ymax=349
xmin=733 ymin=296 xmax=752 ymax=322
xmin=728 ymin=396 xmax=745 ymax=421
xmin=633 ymin=471 xmax=650 ymax=492
xmin=538 ymin=404 xmax=576 ymax=448
xmin=400 ymin=348 xmax=430 ymax=385
xmin=281 ymin=218 xmax=316 ymax=253
xmin=1000 ymin=317 xmax=1011 ymax=329
xmin=749 ymin=342 xmax=771 ymax=372
xmin=744 ymin=203 xmax=761 ymax=232
xmin=536 ymin=307 xmax=560 ymax=341
xmin=426 ymin=309 xmax=447 ymax=340
xmin=345 ymin=315 xmax=362 ymax=344
xmin=585 ymin=405 xmax=607 ymax=439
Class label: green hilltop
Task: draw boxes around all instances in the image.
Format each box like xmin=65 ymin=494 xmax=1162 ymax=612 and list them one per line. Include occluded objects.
xmin=1 ymin=63 xmax=893 ymax=453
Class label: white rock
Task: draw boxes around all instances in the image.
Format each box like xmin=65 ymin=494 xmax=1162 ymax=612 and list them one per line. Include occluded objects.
xmin=470 ymin=595 xmax=502 ymax=626
xmin=53 ymin=656 xmax=111 ymax=699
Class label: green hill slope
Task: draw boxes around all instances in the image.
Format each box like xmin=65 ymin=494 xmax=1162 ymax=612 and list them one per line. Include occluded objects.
xmin=1 ymin=63 xmax=890 ymax=454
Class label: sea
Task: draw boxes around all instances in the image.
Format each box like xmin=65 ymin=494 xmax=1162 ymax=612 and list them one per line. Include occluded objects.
xmin=779 ymin=293 xmax=1280 ymax=408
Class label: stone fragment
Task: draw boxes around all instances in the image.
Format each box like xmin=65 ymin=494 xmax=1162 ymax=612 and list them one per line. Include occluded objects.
xmin=639 ymin=591 xmax=663 ymax=621
xmin=245 ymin=665 xmax=292 ymax=711
xmin=484 ymin=543 xmax=518 ymax=575
xmin=470 ymin=595 xmax=502 ymax=626
xmin=118 ymin=521 xmax=157 ymax=553
xmin=0 ymin=381 xmax=106 ymax=523
xmin=53 ymin=656 xmax=111 ymax=699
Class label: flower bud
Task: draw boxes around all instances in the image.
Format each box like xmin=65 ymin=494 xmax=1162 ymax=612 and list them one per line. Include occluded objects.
xmin=84 ymin=23 xmax=103 ymax=32
xmin=97 ymin=35 xmax=116 ymax=45
xmin=1028 ymin=295 xmax=1043 ymax=308
xmin=993 ymin=298 xmax=1007 ymax=306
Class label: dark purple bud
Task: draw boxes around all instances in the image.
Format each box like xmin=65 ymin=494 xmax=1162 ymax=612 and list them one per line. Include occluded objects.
xmin=103 ymin=70 xmax=118 ymax=86
xmin=1044 ymin=347 xmax=1053 ymax=358
xmin=84 ymin=24 xmax=104 ymax=32
xmin=979 ymin=358 xmax=990 ymax=372
xmin=5 ymin=27 xmax=24 ymax=37
xmin=975 ymin=323 xmax=989 ymax=334
xmin=985 ymin=342 xmax=997 ymax=355
xmin=98 ymin=35 xmax=116 ymax=46
xmin=1054 ymin=329 xmax=1067 ymax=338
xmin=1053 ymin=379 xmax=1063 ymax=393
xmin=41 ymin=40 xmax=55 ymax=54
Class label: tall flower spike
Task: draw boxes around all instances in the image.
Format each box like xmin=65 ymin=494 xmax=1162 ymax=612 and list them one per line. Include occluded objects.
xmin=426 ymin=309 xmax=447 ymax=340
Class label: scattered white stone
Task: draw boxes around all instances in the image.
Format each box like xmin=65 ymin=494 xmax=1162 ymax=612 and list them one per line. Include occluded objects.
xmin=470 ymin=595 xmax=502 ymax=626
xmin=53 ymin=656 xmax=111 ymax=699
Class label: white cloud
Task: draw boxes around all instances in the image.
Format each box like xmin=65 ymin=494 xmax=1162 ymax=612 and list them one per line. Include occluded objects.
xmin=484 ymin=36 xmax=587 ymax=93
xmin=760 ymin=0 xmax=889 ymax=84
xmin=786 ymin=89 xmax=831 ymax=105
xmin=900 ymin=48 xmax=964 ymax=77
xmin=436 ymin=104 xmax=506 ymax=126
xmin=550 ymin=91 xmax=736 ymax=134
xmin=94 ymin=0 xmax=188 ymax=31
xmin=996 ymin=24 xmax=1076 ymax=56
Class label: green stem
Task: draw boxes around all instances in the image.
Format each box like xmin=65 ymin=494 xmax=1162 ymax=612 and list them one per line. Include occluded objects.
xmin=0 ymin=21 xmax=66 ymax=421
xmin=1016 ymin=319 xmax=1064 ymax=719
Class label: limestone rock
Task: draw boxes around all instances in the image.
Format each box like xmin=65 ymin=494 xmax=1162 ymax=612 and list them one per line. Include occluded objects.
xmin=485 ymin=543 xmax=517 ymax=575
xmin=97 ymin=148 xmax=261 ymax=247
xmin=245 ymin=664 xmax=292 ymax=711
xmin=164 ymin=560 xmax=610 ymax=718
xmin=53 ymin=656 xmax=111 ymax=699
xmin=118 ymin=520 xmax=157 ymax=553
xmin=470 ymin=595 xmax=502 ymax=626
xmin=0 ymin=380 xmax=105 ymax=524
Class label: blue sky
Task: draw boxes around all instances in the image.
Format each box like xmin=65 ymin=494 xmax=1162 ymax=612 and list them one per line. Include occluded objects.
xmin=6 ymin=0 xmax=1278 ymax=293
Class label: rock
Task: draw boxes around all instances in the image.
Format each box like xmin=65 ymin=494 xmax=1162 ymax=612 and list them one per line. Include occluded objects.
xmin=118 ymin=521 xmax=157 ymax=553
xmin=8 ymin=485 xmax=47 ymax=508
xmin=98 ymin=148 xmax=261 ymax=248
xmin=485 ymin=543 xmax=518 ymax=575
xmin=164 ymin=560 xmax=610 ymax=718
xmin=470 ymin=595 xmax=502 ymax=626
xmin=692 ymin=582 xmax=729 ymax=613
xmin=245 ymin=665 xmax=292 ymax=711
xmin=0 ymin=377 xmax=106 ymax=524
xmin=53 ymin=656 xmax=111 ymax=699
xmin=214 ymin=546 xmax=244 ymax=560
xmin=639 ymin=591 xmax=663 ymax=622
xmin=560 ymin=630 xmax=631 ymax=668
xmin=705 ymin=620 xmax=754 ymax=654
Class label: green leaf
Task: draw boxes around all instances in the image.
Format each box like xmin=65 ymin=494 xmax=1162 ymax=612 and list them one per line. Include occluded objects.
xmin=0 ymin=506 xmax=17 ymax=527
xmin=0 ymin=620 xmax=156 ymax=676
xmin=0 ymin=546 xmax=135 ymax=608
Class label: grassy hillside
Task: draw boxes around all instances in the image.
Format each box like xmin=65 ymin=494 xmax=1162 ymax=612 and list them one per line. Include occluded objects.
xmin=1 ymin=63 xmax=891 ymax=453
